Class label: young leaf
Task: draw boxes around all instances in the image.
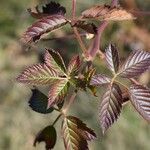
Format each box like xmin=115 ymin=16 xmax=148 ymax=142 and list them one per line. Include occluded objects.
xmin=45 ymin=49 xmax=67 ymax=76
xmin=28 ymin=1 xmax=66 ymax=19
xmin=48 ymin=79 xmax=69 ymax=108
xmin=105 ymin=44 xmax=120 ymax=74
xmin=129 ymin=84 xmax=150 ymax=122
xmin=67 ymin=55 xmax=80 ymax=76
xmin=21 ymin=15 xmax=68 ymax=44
xmin=72 ymin=20 xmax=97 ymax=34
xmin=99 ymin=83 xmax=123 ymax=134
xmin=34 ymin=125 xmax=57 ymax=150
xmin=119 ymin=50 xmax=150 ymax=78
xmin=29 ymin=89 xmax=54 ymax=114
xmin=81 ymin=5 xmax=135 ymax=21
xmin=61 ymin=116 xmax=96 ymax=150
xmin=17 ymin=64 xmax=60 ymax=85
xmin=90 ymin=74 xmax=111 ymax=86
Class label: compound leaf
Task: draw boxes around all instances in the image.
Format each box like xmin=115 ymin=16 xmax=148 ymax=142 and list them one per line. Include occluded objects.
xmin=34 ymin=125 xmax=57 ymax=150
xmin=48 ymin=79 xmax=69 ymax=108
xmin=17 ymin=64 xmax=60 ymax=85
xmin=21 ymin=15 xmax=68 ymax=44
xmin=29 ymin=89 xmax=54 ymax=114
xmin=99 ymin=83 xmax=123 ymax=134
xmin=105 ymin=44 xmax=120 ymax=74
xmin=119 ymin=50 xmax=150 ymax=78
xmin=129 ymin=84 xmax=150 ymax=122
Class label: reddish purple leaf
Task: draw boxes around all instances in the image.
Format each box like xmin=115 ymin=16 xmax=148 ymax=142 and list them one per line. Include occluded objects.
xmin=67 ymin=55 xmax=81 ymax=76
xmin=90 ymin=74 xmax=111 ymax=86
xmin=105 ymin=44 xmax=120 ymax=74
xmin=48 ymin=79 xmax=69 ymax=108
xmin=99 ymin=83 xmax=123 ymax=134
xmin=21 ymin=15 xmax=68 ymax=44
xmin=129 ymin=84 xmax=150 ymax=122
xmin=17 ymin=64 xmax=59 ymax=85
xmin=45 ymin=49 xmax=67 ymax=76
xmin=119 ymin=50 xmax=150 ymax=78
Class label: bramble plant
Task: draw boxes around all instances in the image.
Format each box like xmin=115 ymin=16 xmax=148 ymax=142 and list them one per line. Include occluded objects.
xmin=17 ymin=0 xmax=150 ymax=149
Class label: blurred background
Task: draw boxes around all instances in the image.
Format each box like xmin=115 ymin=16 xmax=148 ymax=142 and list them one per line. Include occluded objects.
xmin=0 ymin=0 xmax=150 ymax=150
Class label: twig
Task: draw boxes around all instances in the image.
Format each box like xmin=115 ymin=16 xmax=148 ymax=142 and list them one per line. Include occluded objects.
xmin=52 ymin=114 xmax=62 ymax=126
xmin=72 ymin=0 xmax=87 ymax=54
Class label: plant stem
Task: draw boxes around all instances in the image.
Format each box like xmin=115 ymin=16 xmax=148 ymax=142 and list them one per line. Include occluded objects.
xmin=72 ymin=0 xmax=87 ymax=54
xmin=62 ymin=91 xmax=78 ymax=115
xmin=52 ymin=114 xmax=62 ymax=126
xmin=129 ymin=78 xmax=140 ymax=85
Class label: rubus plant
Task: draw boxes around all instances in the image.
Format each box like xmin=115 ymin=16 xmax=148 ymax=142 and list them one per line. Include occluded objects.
xmin=17 ymin=0 xmax=150 ymax=149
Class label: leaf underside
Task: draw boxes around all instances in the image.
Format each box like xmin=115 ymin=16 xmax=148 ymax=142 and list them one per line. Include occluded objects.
xmin=82 ymin=5 xmax=135 ymax=21
xmin=129 ymin=84 xmax=150 ymax=122
xmin=22 ymin=15 xmax=68 ymax=44
xmin=62 ymin=116 xmax=96 ymax=150
xmin=119 ymin=50 xmax=150 ymax=78
xmin=29 ymin=89 xmax=54 ymax=114
xmin=99 ymin=83 xmax=123 ymax=134
xmin=105 ymin=44 xmax=120 ymax=74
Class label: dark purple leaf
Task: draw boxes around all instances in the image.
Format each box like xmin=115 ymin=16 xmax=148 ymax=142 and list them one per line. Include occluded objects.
xmin=29 ymin=89 xmax=54 ymax=114
xmin=105 ymin=44 xmax=120 ymax=74
xmin=28 ymin=1 xmax=66 ymax=19
xmin=90 ymin=74 xmax=111 ymax=86
xmin=21 ymin=15 xmax=68 ymax=44
xmin=119 ymin=50 xmax=150 ymax=78
xmin=129 ymin=84 xmax=150 ymax=122
xmin=99 ymin=83 xmax=123 ymax=134
xmin=34 ymin=125 xmax=57 ymax=150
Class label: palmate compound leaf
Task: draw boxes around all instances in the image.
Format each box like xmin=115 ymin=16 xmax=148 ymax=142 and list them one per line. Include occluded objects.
xmin=48 ymin=79 xmax=69 ymax=108
xmin=119 ymin=50 xmax=150 ymax=78
xmin=28 ymin=1 xmax=66 ymax=19
xmin=105 ymin=44 xmax=120 ymax=74
xmin=21 ymin=15 xmax=68 ymax=44
xmin=17 ymin=64 xmax=61 ymax=85
xmin=45 ymin=49 xmax=67 ymax=76
xmin=29 ymin=89 xmax=54 ymax=114
xmin=90 ymin=74 xmax=111 ymax=86
xmin=99 ymin=83 xmax=123 ymax=134
xmin=61 ymin=116 xmax=96 ymax=150
xmin=67 ymin=55 xmax=81 ymax=76
xmin=81 ymin=5 xmax=135 ymax=21
xmin=34 ymin=125 xmax=57 ymax=150
xmin=129 ymin=84 xmax=150 ymax=122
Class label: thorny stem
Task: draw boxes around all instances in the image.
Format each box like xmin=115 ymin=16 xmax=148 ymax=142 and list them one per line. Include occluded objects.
xmin=87 ymin=0 xmax=118 ymax=61
xmin=52 ymin=114 xmax=62 ymax=126
xmin=72 ymin=0 xmax=87 ymax=53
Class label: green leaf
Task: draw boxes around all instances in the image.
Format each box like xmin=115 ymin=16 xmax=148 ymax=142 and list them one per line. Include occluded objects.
xmin=34 ymin=125 xmax=57 ymax=150
xmin=29 ymin=89 xmax=54 ymax=114
xmin=48 ymin=79 xmax=69 ymax=108
xmin=17 ymin=64 xmax=61 ymax=85
xmin=45 ymin=49 xmax=67 ymax=76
